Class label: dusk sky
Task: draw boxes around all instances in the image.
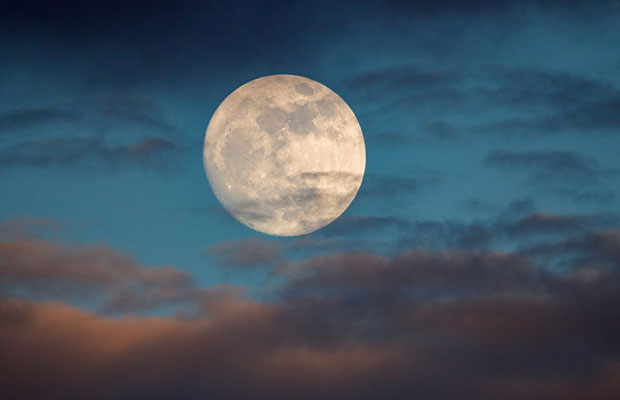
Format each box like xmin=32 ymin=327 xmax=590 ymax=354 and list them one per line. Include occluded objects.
xmin=2 ymin=1 xmax=620 ymax=398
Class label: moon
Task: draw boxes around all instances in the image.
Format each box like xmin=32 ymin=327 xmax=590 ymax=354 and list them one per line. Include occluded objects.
xmin=203 ymin=74 xmax=365 ymax=236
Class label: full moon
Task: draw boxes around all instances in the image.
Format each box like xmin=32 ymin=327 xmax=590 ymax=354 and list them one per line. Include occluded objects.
xmin=203 ymin=75 xmax=365 ymax=236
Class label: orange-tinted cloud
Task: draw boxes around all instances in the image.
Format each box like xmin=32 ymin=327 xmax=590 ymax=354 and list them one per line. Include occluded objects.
xmin=2 ymin=230 xmax=620 ymax=399
xmin=0 ymin=238 xmax=208 ymax=314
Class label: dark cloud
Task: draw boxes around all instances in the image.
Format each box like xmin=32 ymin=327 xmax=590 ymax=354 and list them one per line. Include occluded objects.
xmin=473 ymin=68 xmax=620 ymax=136
xmin=557 ymin=188 xmax=618 ymax=205
xmin=347 ymin=65 xmax=620 ymax=143
xmin=497 ymin=198 xmax=538 ymax=219
xmin=317 ymin=207 xmax=618 ymax=254
xmin=484 ymin=149 xmax=611 ymax=186
xmin=562 ymin=98 xmax=620 ymax=132
xmin=344 ymin=66 xmax=466 ymax=116
xmin=3 ymin=229 xmax=620 ymax=399
xmin=92 ymin=95 xmax=180 ymax=135
xmin=505 ymin=212 xmax=619 ymax=237
xmin=523 ymin=211 xmax=609 ymax=240
xmin=422 ymin=120 xmax=460 ymax=140
xmin=344 ymin=66 xmax=459 ymax=92
xmin=358 ymin=171 xmax=445 ymax=200
xmin=278 ymin=250 xmax=539 ymax=301
xmin=0 ymin=98 xmax=183 ymax=175
xmin=345 ymin=65 xmax=620 ymax=140
xmin=1 ymin=94 xmax=179 ymax=134
xmin=320 ymin=215 xmax=493 ymax=250
xmin=0 ymin=108 xmax=80 ymax=133
xmin=525 ymin=229 xmax=620 ymax=269
xmin=362 ymin=174 xmax=424 ymax=195
xmin=0 ymin=238 xmax=210 ymax=314
xmin=0 ymin=136 xmax=178 ymax=171
xmin=474 ymin=107 xmax=620 ymax=136
xmin=482 ymin=67 xmax=618 ymax=111
xmin=349 ymin=66 xmax=620 ymax=141
xmin=365 ymin=131 xmax=413 ymax=146
xmin=320 ymin=215 xmax=415 ymax=236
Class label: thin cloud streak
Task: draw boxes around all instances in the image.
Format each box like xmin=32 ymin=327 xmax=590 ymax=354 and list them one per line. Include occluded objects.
xmin=0 ymin=108 xmax=80 ymax=133
xmin=0 ymin=137 xmax=179 ymax=172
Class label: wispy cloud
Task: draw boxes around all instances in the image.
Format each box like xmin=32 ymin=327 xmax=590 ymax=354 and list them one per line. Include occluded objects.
xmin=0 ymin=137 xmax=179 ymax=172
xmin=344 ymin=66 xmax=460 ymax=92
xmin=484 ymin=149 xmax=612 ymax=186
xmin=472 ymin=67 xmax=620 ymax=136
xmin=0 ymin=108 xmax=80 ymax=133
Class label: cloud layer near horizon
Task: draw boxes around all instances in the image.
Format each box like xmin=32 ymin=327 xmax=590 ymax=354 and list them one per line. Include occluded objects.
xmin=2 ymin=217 xmax=620 ymax=399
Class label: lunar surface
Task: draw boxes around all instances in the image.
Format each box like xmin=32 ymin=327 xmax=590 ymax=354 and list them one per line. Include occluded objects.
xmin=203 ymin=75 xmax=365 ymax=236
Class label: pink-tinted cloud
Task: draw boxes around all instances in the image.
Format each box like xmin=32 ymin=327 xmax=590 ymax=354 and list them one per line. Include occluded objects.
xmin=2 ymin=231 xmax=620 ymax=399
xmin=0 ymin=216 xmax=61 ymax=240
xmin=0 ymin=238 xmax=211 ymax=314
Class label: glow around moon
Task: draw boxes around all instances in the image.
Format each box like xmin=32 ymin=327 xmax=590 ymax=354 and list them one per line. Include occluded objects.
xmin=203 ymin=74 xmax=365 ymax=236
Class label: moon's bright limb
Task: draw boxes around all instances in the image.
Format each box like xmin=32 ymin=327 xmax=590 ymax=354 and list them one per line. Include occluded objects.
xmin=203 ymin=75 xmax=365 ymax=236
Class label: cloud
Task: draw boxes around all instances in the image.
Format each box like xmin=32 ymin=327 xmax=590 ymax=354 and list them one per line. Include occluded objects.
xmin=358 ymin=172 xmax=445 ymax=200
xmin=318 ymin=216 xmax=494 ymax=250
xmin=0 ymin=216 xmax=60 ymax=240
xmin=422 ymin=120 xmax=460 ymax=140
xmin=277 ymin=250 xmax=539 ymax=301
xmin=343 ymin=65 xmax=620 ymax=141
xmin=0 ymin=108 xmax=80 ymax=133
xmin=0 ymin=238 xmax=210 ymax=314
xmin=484 ymin=149 xmax=611 ymax=186
xmin=344 ymin=66 xmax=459 ymax=92
xmin=3 ymin=228 xmax=620 ymax=399
xmin=505 ymin=212 xmax=619 ymax=237
xmin=91 ymin=95 xmax=180 ymax=135
xmin=526 ymin=229 xmax=620 ymax=268
xmin=0 ymin=98 xmax=183 ymax=174
xmin=482 ymin=67 xmax=618 ymax=110
xmin=1 ymin=95 xmax=178 ymax=136
xmin=0 ymin=136 xmax=179 ymax=171
xmin=0 ymin=297 xmax=406 ymax=400
xmin=472 ymin=68 xmax=620 ymax=136
xmin=320 ymin=215 xmax=415 ymax=236
xmin=344 ymin=66 xmax=466 ymax=115
xmin=315 ymin=207 xmax=619 ymax=255
xmin=556 ymin=188 xmax=617 ymax=205
xmin=365 ymin=131 xmax=414 ymax=146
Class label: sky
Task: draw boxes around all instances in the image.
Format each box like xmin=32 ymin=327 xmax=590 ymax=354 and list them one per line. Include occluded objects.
xmin=1 ymin=0 xmax=620 ymax=398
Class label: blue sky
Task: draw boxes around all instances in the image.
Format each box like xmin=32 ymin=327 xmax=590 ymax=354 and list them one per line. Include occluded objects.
xmin=3 ymin=1 xmax=618 ymax=267
xmin=2 ymin=1 xmax=620 ymax=398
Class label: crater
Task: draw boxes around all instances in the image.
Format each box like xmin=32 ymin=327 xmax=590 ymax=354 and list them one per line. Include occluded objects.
xmin=256 ymin=107 xmax=288 ymax=135
xmin=295 ymin=83 xmax=314 ymax=96
xmin=287 ymin=104 xmax=317 ymax=135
